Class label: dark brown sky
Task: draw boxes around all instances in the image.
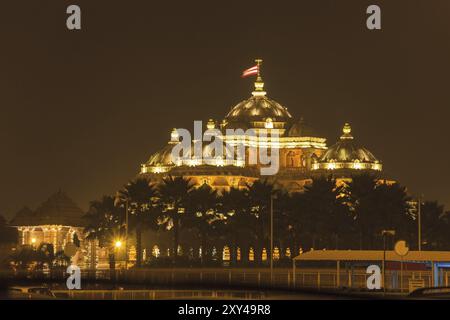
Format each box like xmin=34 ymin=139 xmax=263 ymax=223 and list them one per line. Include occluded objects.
xmin=1 ymin=0 xmax=449 ymax=219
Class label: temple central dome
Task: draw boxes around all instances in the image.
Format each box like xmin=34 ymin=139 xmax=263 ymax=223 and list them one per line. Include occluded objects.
xmin=225 ymin=95 xmax=292 ymax=123
xmin=223 ymin=74 xmax=292 ymax=129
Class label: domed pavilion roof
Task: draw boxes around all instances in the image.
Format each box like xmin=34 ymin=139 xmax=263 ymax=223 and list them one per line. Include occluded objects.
xmin=313 ymin=123 xmax=382 ymax=171
xmin=287 ymin=118 xmax=317 ymax=137
xmin=11 ymin=191 xmax=86 ymax=227
xmin=145 ymin=143 xmax=175 ymax=167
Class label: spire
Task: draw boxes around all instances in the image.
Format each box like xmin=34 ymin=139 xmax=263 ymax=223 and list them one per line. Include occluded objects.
xmin=252 ymin=59 xmax=266 ymax=97
xmin=340 ymin=123 xmax=354 ymax=140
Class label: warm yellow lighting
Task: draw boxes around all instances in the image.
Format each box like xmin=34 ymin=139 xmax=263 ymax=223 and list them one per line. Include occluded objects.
xmin=343 ymin=123 xmax=351 ymax=134
xmin=285 ymin=247 xmax=291 ymax=258
xmin=327 ymin=161 xmax=336 ymax=170
xmin=214 ymin=157 xmax=225 ymax=166
xmin=170 ymin=128 xmax=179 ymax=142
xmin=115 ymin=240 xmax=122 ymax=249
xmin=312 ymin=160 xmax=382 ymax=171
xmin=264 ymin=118 xmax=274 ymax=129
xmin=152 ymin=245 xmax=160 ymax=258
xmin=222 ymin=246 xmax=230 ymax=261
xmin=31 ymin=238 xmax=36 ymax=244
xmin=262 ymin=248 xmax=268 ymax=261
xmin=249 ymin=247 xmax=255 ymax=262
xmin=353 ymin=160 xmax=362 ymax=170
xmin=207 ymin=119 xmax=216 ymax=130
xmin=151 ymin=165 xmax=169 ymax=173
xmin=273 ymin=247 xmax=280 ymax=260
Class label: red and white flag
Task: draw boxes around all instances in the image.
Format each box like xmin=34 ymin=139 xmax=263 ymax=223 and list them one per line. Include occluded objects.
xmin=241 ymin=65 xmax=259 ymax=78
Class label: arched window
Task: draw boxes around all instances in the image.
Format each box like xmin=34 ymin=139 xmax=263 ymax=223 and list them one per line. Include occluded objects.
xmin=285 ymin=247 xmax=291 ymax=258
xmin=249 ymin=247 xmax=255 ymax=262
xmin=273 ymin=247 xmax=280 ymax=261
xmin=300 ymin=154 xmax=306 ymax=167
xmin=262 ymin=248 xmax=268 ymax=261
xmin=223 ymin=246 xmax=230 ymax=261
xmin=286 ymin=151 xmax=295 ymax=167
xmin=211 ymin=247 xmax=218 ymax=261
xmin=265 ymin=118 xmax=274 ymax=129
xmin=152 ymin=245 xmax=160 ymax=258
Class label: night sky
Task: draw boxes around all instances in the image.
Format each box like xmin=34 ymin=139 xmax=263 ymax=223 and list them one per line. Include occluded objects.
xmin=1 ymin=0 xmax=449 ymax=219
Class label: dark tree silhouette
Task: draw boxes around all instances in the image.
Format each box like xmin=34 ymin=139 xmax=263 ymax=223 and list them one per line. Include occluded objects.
xmin=158 ymin=176 xmax=195 ymax=264
xmin=118 ymin=178 xmax=157 ymax=267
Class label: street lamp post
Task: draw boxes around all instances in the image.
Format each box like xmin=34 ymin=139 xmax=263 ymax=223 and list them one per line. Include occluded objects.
xmin=114 ymin=239 xmax=122 ymax=268
xmin=125 ymin=200 xmax=129 ymax=269
xmin=270 ymin=194 xmax=274 ymax=285
xmin=418 ymin=195 xmax=422 ymax=251
xmin=381 ymin=230 xmax=395 ymax=294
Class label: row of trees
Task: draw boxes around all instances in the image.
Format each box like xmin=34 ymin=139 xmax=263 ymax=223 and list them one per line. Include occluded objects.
xmin=84 ymin=174 xmax=450 ymax=267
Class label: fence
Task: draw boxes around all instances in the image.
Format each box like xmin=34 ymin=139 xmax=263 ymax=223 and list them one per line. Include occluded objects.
xmin=11 ymin=268 xmax=450 ymax=293
xmin=81 ymin=268 xmax=449 ymax=292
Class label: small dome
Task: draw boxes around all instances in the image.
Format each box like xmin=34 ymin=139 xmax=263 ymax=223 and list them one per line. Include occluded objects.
xmin=287 ymin=118 xmax=316 ymax=137
xmin=313 ymin=123 xmax=382 ymax=171
xmin=146 ymin=144 xmax=175 ymax=166
xmin=224 ymin=95 xmax=292 ymax=125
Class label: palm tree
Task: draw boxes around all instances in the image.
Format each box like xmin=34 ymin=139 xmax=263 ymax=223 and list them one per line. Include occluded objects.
xmin=157 ymin=176 xmax=195 ymax=264
xmin=371 ymin=183 xmax=412 ymax=247
xmin=186 ymin=184 xmax=219 ymax=264
xmin=84 ymin=195 xmax=122 ymax=247
xmin=84 ymin=195 xmax=123 ymax=271
xmin=302 ymin=176 xmax=351 ymax=249
xmin=246 ymin=179 xmax=276 ymax=265
xmin=118 ymin=178 xmax=157 ymax=268
xmin=279 ymin=191 xmax=307 ymax=257
xmin=274 ymin=190 xmax=302 ymax=258
xmin=420 ymin=201 xmax=449 ymax=250
xmin=220 ymin=187 xmax=254 ymax=264
xmin=348 ymin=173 xmax=379 ymax=249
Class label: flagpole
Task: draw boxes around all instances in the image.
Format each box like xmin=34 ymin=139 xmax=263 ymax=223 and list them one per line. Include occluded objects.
xmin=255 ymin=59 xmax=263 ymax=79
xmin=253 ymin=59 xmax=265 ymax=95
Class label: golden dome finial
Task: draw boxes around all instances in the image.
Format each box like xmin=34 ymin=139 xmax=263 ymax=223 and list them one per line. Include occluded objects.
xmin=170 ymin=128 xmax=180 ymax=142
xmin=206 ymin=119 xmax=216 ymax=130
xmin=252 ymin=58 xmax=266 ymax=97
xmin=341 ymin=123 xmax=353 ymax=140
xmin=343 ymin=123 xmax=351 ymax=134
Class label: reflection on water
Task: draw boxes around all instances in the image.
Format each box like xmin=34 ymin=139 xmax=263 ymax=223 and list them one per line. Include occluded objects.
xmin=52 ymin=289 xmax=267 ymax=300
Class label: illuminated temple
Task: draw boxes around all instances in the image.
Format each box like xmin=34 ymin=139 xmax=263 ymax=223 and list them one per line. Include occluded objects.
xmin=139 ymin=64 xmax=383 ymax=191
xmin=9 ymin=62 xmax=386 ymax=268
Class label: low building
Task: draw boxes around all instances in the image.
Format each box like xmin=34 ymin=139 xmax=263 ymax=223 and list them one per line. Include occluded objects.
xmin=10 ymin=190 xmax=89 ymax=266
